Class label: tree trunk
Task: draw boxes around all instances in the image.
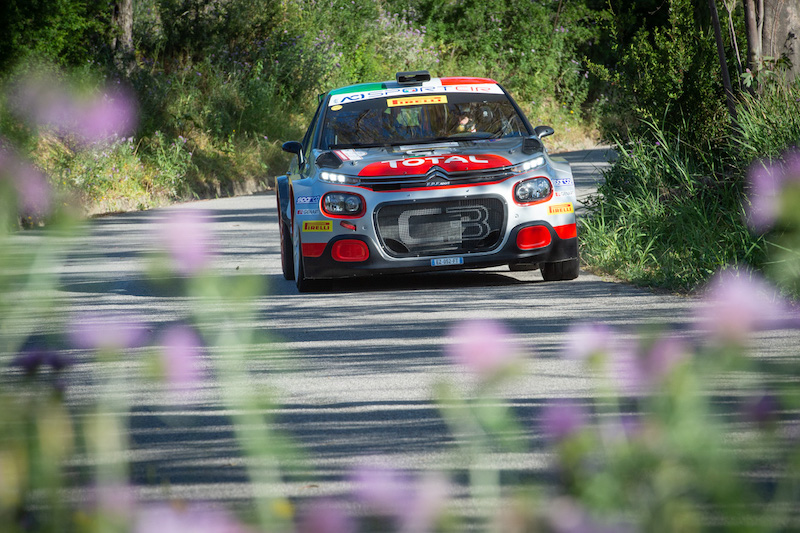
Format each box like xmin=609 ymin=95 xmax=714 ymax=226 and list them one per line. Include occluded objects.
xmin=743 ymin=0 xmax=799 ymax=83
xmin=112 ymin=0 xmax=134 ymax=73
xmin=709 ymin=0 xmax=738 ymax=121
xmin=763 ymin=0 xmax=800 ymax=82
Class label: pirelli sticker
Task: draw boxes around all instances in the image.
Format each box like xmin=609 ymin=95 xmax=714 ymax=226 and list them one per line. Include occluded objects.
xmin=548 ymin=202 xmax=574 ymax=215
xmin=303 ymin=221 xmax=332 ymax=232
xmin=387 ymin=95 xmax=447 ymax=107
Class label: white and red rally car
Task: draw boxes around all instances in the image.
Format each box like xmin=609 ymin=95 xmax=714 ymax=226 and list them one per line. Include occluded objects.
xmin=277 ymin=71 xmax=578 ymax=291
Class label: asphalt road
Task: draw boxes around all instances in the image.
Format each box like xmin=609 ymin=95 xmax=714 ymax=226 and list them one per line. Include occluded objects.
xmin=13 ymin=146 xmax=800 ymax=520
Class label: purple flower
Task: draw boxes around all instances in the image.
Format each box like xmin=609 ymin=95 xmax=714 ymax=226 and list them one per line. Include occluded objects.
xmin=563 ymin=323 xmax=615 ymax=363
xmin=160 ymin=209 xmax=216 ymax=275
xmin=351 ymin=464 xmax=413 ymax=517
xmin=76 ymin=89 xmax=137 ymax=144
xmin=546 ymin=497 xmax=631 ymax=533
xmin=746 ymin=150 xmax=800 ymax=231
xmin=695 ymin=268 xmax=800 ymax=343
xmin=611 ymin=335 xmax=687 ymax=394
xmin=540 ymin=400 xmax=588 ymax=442
xmin=158 ymin=325 xmax=205 ymax=395
xmin=0 ymin=146 xmax=52 ymax=216
xmin=350 ymin=465 xmax=449 ymax=532
xmin=9 ymin=75 xmax=136 ymax=145
xmin=10 ymin=348 xmax=71 ymax=376
xmin=134 ymin=503 xmax=252 ymax=533
xmin=445 ymin=319 xmax=522 ymax=376
xmin=69 ymin=312 xmax=148 ymax=352
xmin=743 ymin=393 xmax=780 ymax=429
xmin=297 ymin=499 xmax=355 ymax=533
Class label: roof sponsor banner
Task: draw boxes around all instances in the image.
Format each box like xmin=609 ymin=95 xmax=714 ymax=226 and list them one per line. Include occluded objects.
xmin=329 ymin=83 xmax=504 ymax=106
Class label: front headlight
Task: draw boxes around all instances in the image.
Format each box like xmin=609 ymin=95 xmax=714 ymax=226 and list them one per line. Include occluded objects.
xmin=514 ymin=177 xmax=552 ymax=204
xmin=513 ymin=156 xmax=545 ymax=174
xmin=322 ymin=192 xmax=365 ymax=217
xmin=320 ymin=171 xmax=359 ymax=185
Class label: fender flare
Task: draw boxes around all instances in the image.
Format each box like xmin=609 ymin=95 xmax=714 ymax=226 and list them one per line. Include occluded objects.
xmin=276 ymin=175 xmax=292 ymax=227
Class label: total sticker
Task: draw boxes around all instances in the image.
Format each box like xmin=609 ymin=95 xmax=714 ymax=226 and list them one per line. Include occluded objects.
xmin=297 ymin=196 xmax=320 ymax=204
xmin=303 ymin=221 xmax=332 ymax=232
xmin=296 ymin=209 xmax=319 ymax=215
xmin=548 ymin=203 xmax=574 ymax=215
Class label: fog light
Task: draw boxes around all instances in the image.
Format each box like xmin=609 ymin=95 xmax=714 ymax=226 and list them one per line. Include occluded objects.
xmin=332 ymin=240 xmax=369 ymax=262
xmin=517 ymin=225 xmax=551 ymax=250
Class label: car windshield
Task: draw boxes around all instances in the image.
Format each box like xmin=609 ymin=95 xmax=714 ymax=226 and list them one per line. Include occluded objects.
xmin=320 ymin=90 xmax=529 ymax=149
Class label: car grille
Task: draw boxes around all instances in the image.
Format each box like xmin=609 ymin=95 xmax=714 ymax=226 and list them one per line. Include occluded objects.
xmin=375 ymin=197 xmax=506 ymax=257
xmin=359 ymin=167 xmax=515 ymax=191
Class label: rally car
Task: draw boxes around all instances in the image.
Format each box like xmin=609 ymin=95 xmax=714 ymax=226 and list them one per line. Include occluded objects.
xmin=276 ymin=71 xmax=579 ymax=292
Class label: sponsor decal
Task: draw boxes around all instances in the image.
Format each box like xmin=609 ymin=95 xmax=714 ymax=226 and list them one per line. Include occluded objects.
xmin=387 ymin=95 xmax=447 ymax=107
xmin=328 ymin=84 xmax=505 ymax=106
xmin=548 ymin=202 xmax=574 ymax=215
xmin=303 ymin=221 xmax=332 ymax=232
xmin=296 ymin=209 xmax=319 ymax=215
xmin=296 ymin=196 xmax=321 ymax=204
xmin=554 ymin=178 xmax=573 ymax=186
xmin=331 ymin=105 xmax=343 ymax=111
xmin=359 ymin=154 xmax=511 ymax=177
xmin=553 ymin=190 xmax=572 ymax=197
xmin=333 ymin=149 xmax=363 ymax=162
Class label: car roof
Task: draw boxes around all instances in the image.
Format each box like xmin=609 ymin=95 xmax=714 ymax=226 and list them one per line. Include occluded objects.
xmin=327 ymin=76 xmax=499 ymax=98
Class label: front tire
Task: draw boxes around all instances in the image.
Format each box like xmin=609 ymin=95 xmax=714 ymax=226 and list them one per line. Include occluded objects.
xmin=292 ymin=226 xmax=319 ymax=293
xmin=541 ymin=257 xmax=580 ymax=281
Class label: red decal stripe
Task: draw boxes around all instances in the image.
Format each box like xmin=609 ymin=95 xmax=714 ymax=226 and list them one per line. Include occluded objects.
xmin=440 ymin=77 xmax=497 ymax=85
xmin=554 ymin=223 xmax=577 ymax=240
xmin=301 ymin=243 xmax=327 ymax=258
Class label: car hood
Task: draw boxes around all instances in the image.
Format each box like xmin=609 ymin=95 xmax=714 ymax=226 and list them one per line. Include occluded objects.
xmin=318 ymin=137 xmax=545 ymax=177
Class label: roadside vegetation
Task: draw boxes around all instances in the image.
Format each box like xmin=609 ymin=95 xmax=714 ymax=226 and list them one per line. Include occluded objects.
xmin=4 ymin=2 xmax=800 ymax=532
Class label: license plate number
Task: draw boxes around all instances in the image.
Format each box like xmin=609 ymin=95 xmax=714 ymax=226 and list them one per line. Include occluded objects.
xmin=431 ymin=257 xmax=464 ymax=267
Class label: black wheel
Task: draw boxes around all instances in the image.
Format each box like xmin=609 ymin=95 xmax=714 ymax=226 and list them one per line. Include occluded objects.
xmin=541 ymin=257 xmax=580 ymax=281
xmin=278 ymin=195 xmax=295 ymax=280
xmin=292 ymin=227 xmax=320 ymax=293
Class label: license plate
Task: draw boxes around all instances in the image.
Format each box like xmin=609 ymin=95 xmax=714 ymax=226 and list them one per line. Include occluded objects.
xmin=431 ymin=257 xmax=464 ymax=267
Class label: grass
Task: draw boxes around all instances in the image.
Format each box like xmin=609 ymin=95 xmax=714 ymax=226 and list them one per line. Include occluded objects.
xmin=580 ymin=80 xmax=800 ymax=293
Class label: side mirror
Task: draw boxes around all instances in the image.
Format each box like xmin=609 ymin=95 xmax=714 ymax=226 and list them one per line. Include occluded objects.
xmin=282 ymin=140 xmax=305 ymax=167
xmin=534 ymin=125 xmax=555 ymax=139
xmin=282 ymin=141 xmax=303 ymax=154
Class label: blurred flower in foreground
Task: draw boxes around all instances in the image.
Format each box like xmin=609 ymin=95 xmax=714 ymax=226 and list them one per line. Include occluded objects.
xmin=746 ymin=150 xmax=800 ymax=232
xmin=445 ymin=319 xmax=522 ymax=376
xmin=743 ymin=393 xmax=780 ymax=429
xmin=351 ymin=465 xmax=449 ymax=533
xmin=546 ymin=497 xmax=631 ymax=533
xmin=69 ymin=312 xmax=148 ymax=352
xmin=160 ymin=209 xmax=216 ymax=275
xmin=11 ymin=348 xmax=73 ymax=377
xmin=158 ymin=325 xmax=205 ymax=396
xmin=540 ymin=400 xmax=588 ymax=443
xmin=9 ymin=73 xmax=137 ymax=145
xmin=564 ymin=322 xmax=615 ymax=363
xmin=134 ymin=503 xmax=252 ymax=533
xmin=0 ymin=145 xmax=52 ymax=217
xmin=611 ymin=335 xmax=688 ymax=394
xmin=297 ymin=499 xmax=355 ymax=533
xmin=695 ymin=268 xmax=800 ymax=343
